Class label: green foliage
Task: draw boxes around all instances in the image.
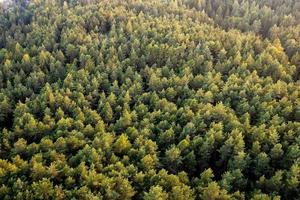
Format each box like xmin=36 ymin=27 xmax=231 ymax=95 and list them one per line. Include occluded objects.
xmin=144 ymin=185 xmax=168 ymax=200
xmin=0 ymin=0 xmax=299 ymax=199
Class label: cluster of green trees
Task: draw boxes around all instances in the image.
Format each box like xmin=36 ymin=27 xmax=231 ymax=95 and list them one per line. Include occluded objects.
xmin=0 ymin=0 xmax=299 ymax=199
xmin=184 ymin=0 xmax=300 ymax=77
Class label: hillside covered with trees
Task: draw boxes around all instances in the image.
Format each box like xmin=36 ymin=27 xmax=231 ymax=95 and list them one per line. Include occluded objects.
xmin=0 ymin=0 xmax=299 ymax=199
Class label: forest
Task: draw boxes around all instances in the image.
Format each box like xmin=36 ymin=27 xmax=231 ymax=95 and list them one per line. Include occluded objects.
xmin=0 ymin=0 xmax=299 ymax=199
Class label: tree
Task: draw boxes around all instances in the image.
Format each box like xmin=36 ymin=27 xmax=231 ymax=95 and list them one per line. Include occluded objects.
xmin=141 ymin=154 xmax=158 ymax=171
xmin=170 ymin=185 xmax=195 ymax=200
xmin=200 ymin=182 xmax=231 ymax=200
xmin=114 ymin=134 xmax=132 ymax=154
xmin=102 ymin=102 xmax=113 ymax=123
xmin=183 ymin=151 xmax=197 ymax=173
xmin=144 ymin=185 xmax=168 ymax=200
xmin=0 ymin=93 xmax=11 ymax=125
xmin=32 ymin=178 xmax=54 ymax=200
xmin=165 ymin=146 xmax=182 ymax=173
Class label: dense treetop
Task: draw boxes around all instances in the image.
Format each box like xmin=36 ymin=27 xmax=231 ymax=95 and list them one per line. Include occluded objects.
xmin=0 ymin=0 xmax=299 ymax=199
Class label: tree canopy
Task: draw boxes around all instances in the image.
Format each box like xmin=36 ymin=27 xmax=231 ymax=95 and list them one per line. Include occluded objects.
xmin=0 ymin=0 xmax=299 ymax=199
